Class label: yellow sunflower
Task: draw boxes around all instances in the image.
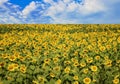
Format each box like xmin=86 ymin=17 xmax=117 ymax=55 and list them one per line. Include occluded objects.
xmin=55 ymin=79 xmax=61 ymax=84
xmin=113 ymin=78 xmax=119 ymax=84
xmin=64 ymin=67 xmax=70 ymax=74
xmin=83 ymin=77 xmax=91 ymax=84
xmin=90 ymin=66 xmax=98 ymax=72
xmin=73 ymin=76 xmax=79 ymax=80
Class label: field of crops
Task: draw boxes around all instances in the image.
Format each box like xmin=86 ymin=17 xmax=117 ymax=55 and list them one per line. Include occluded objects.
xmin=0 ymin=24 xmax=120 ymax=84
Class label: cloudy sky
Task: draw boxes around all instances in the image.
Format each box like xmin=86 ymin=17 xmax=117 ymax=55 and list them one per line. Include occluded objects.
xmin=0 ymin=0 xmax=120 ymax=23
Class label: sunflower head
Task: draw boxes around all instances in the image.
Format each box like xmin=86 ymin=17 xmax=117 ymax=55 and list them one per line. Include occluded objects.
xmin=90 ymin=65 xmax=98 ymax=72
xmin=73 ymin=76 xmax=79 ymax=80
xmin=83 ymin=77 xmax=91 ymax=84
xmin=113 ymin=78 xmax=119 ymax=84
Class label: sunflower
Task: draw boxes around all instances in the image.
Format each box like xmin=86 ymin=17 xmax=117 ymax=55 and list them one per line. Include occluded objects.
xmin=73 ymin=51 xmax=78 ymax=56
xmin=64 ymin=67 xmax=70 ymax=74
xmin=90 ymin=66 xmax=98 ymax=72
xmin=73 ymin=62 xmax=79 ymax=67
xmin=71 ymin=58 xmax=78 ymax=63
xmin=53 ymin=57 xmax=59 ymax=63
xmin=13 ymin=63 xmax=19 ymax=69
xmin=0 ymin=62 xmax=5 ymax=68
xmin=56 ymin=79 xmax=61 ymax=84
xmin=53 ymin=66 xmax=60 ymax=71
xmin=117 ymin=36 xmax=120 ymax=43
xmin=7 ymin=64 xmax=15 ymax=71
xmin=104 ymin=59 xmax=112 ymax=67
xmin=44 ymin=58 xmax=51 ymax=64
xmin=83 ymin=68 xmax=89 ymax=74
xmin=1 ymin=54 xmax=8 ymax=59
xmin=50 ymin=72 xmax=55 ymax=78
xmin=18 ymin=56 xmax=25 ymax=61
xmin=73 ymin=76 xmax=79 ymax=80
xmin=83 ymin=77 xmax=91 ymax=84
xmin=95 ymin=56 xmax=100 ymax=60
xmin=80 ymin=62 xmax=86 ymax=67
xmin=9 ymin=55 xmax=16 ymax=61
xmin=20 ymin=65 xmax=27 ymax=73
xmin=113 ymin=78 xmax=119 ymax=84
xmin=106 ymin=44 xmax=111 ymax=50
xmin=64 ymin=61 xmax=71 ymax=65
xmin=99 ymin=46 xmax=106 ymax=51
xmin=86 ymin=57 xmax=93 ymax=63
xmin=38 ymin=76 xmax=45 ymax=82
xmin=73 ymin=81 xmax=79 ymax=84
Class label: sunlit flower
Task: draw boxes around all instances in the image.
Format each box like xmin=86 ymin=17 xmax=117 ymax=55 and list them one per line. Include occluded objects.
xmin=106 ymin=44 xmax=111 ymax=50
xmin=74 ymin=51 xmax=78 ymax=56
xmin=113 ymin=78 xmax=119 ymax=84
xmin=73 ymin=76 xmax=79 ymax=80
xmin=95 ymin=56 xmax=100 ymax=60
xmin=80 ymin=62 xmax=86 ymax=67
xmin=90 ymin=66 xmax=98 ymax=72
xmin=83 ymin=68 xmax=89 ymax=74
xmin=56 ymin=79 xmax=61 ymax=84
xmin=13 ymin=63 xmax=19 ymax=69
xmin=44 ymin=58 xmax=51 ymax=64
xmin=71 ymin=58 xmax=78 ymax=63
xmin=73 ymin=81 xmax=79 ymax=84
xmin=86 ymin=57 xmax=93 ymax=63
xmin=73 ymin=62 xmax=79 ymax=67
xmin=113 ymin=41 xmax=117 ymax=47
xmin=64 ymin=67 xmax=70 ymax=74
xmin=53 ymin=66 xmax=60 ymax=71
xmin=50 ymin=72 xmax=55 ymax=78
xmin=1 ymin=54 xmax=8 ymax=59
xmin=53 ymin=57 xmax=59 ymax=63
xmin=117 ymin=36 xmax=120 ymax=43
xmin=38 ymin=76 xmax=45 ymax=82
xmin=9 ymin=55 xmax=16 ymax=61
xmin=18 ymin=56 xmax=25 ymax=61
xmin=83 ymin=77 xmax=91 ymax=84
xmin=99 ymin=46 xmax=106 ymax=51
xmin=7 ymin=64 xmax=15 ymax=71
xmin=104 ymin=59 xmax=112 ymax=67
xmin=0 ymin=62 xmax=5 ymax=68
xmin=20 ymin=65 xmax=27 ymax=73
xmin=64 ymin=61 xmax=71 ymax=65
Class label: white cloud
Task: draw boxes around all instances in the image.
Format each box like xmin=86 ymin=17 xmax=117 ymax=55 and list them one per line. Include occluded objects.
xmin=78 ymin=0 xmax=106 ymax=15
xmin=63 ymin=0 xmax=72 ymax=3
xmin=0 ymin=0 xmax=8 ymax=6
xmin=44 ymin=0 xmax=53 ymax=4
xmin=22 ymin=1 xmax=37 ymax=18
xmin=67 ymin=2 xmax=78 ymax=12
xmin=43 ymin=0 xmax=107 ymax=23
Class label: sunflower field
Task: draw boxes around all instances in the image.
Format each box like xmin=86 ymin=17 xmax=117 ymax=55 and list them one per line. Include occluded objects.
xmin=0 ymin=24 xmax=120 ymax=84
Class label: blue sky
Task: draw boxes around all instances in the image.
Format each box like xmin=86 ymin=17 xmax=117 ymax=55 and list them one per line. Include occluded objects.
xmin=0 ymin=0 xmax=120 ymax=24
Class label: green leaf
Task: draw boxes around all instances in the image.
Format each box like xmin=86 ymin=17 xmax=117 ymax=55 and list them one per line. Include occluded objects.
xmin=27 ymin=69 xmax=33 ymax=75
xmin=29 ymin=65 xmax=35 ymax=70
xmin=33 ymin=67 xmax=40 ymax=74
xmin=49 ymin=79 xmax=55 ymax=84
xmin=2 ymin=80 xmax=12 ymax=84
xmin=16 ymin=77 xmax=23 ymax=83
